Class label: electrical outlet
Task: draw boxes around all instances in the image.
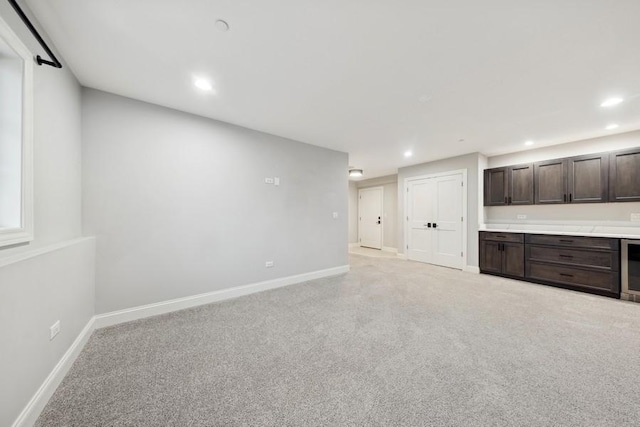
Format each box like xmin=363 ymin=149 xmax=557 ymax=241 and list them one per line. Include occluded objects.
xmin=50 ymin=320 xmax=60 ymax=341
xmin=264 ymin=177 xmax=274 ymax=184
xmin=332 ymin=212 xmax=339 ymax=219
xmin=631 ymin=213 xmax=640 ymax=222
xmin=517 ymin=214 xmax=527 ymax=220
xmin=274 ymin=177 xmax=280 ymax=186
xmin=265 ymin=261 xmax=274 ymax=268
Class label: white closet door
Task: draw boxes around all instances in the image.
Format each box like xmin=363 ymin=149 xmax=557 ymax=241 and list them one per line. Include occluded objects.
xmin=431 ymin=174 xmax=463 ymax=269
xmin=407 ymin=173 xmax=463 ymax=270
xmin=407 ymin=179 xmax=435 ymax=263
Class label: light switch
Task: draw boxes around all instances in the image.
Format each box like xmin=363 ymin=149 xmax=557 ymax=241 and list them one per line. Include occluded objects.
xmin=332 ymin=212 xmax=339 ymax=219
xmin=274 ymin=177 xmax=280 ymax=186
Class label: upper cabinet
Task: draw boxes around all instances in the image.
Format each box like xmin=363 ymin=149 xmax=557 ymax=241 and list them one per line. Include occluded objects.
xmin=609 ymin=148 xmax=640 ymax=202
xmin=484 ymin=167 xmax=508 ymax=206
xmin=484 ymin=146 xmax=638 ymax=206
xmin=534 ymin=159 xmax=567 ymax=204
xmin=483 ymin=163 xmax=533 ymax=206
xmin=567 ymin=153 xmax=608 ymax=203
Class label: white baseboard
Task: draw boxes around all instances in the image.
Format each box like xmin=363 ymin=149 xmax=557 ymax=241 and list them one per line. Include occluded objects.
xmin=94 ymin=265 xmax=350 ymax=329
xmin=382 ymin=246 xmax=398 ymax=254
xmin=348 ymin=242 xmax=359 ymax=248
xmin=12 ymin=317 xmax=96 ymax=427
xmin=464 ymin=265 xmax=480 ymax=274
xmin=396 ymin=253 xmax=407 ymax=259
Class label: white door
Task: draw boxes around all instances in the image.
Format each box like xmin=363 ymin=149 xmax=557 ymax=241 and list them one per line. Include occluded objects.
xmin=359 ymin=187 xmax=383 ymax=249
xmin=407 ymin=173 xmax=463 ymax=269
xmin=407 ymin=179 xmax=435 ymax=263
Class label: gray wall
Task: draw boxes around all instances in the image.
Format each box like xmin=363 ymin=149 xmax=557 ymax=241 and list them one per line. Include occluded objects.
xmin=486 ymin=130 xmax=640 ymax=224
xmin=354 ymin=175 xmax=398 ymax=249
xmin=0 ymin=5 xmax=94 ymax=426
xmin=397 ymin=153 xmax=481 ymax=268
xmin=82 ymin=89 xmax=349 ymax=314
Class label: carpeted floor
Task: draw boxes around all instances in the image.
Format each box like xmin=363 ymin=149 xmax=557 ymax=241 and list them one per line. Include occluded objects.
xmin=36 ymin=254 xmax=640 ymax=426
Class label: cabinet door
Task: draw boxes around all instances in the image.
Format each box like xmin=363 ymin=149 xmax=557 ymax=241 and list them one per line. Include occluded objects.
xmin=534 ymin=159 xmax=567 ymax=204
xmin=480 ymin=241 xmax=502 ymax=273
xmin=484 ymin=168 xmax=508 ymax=206
xmin=503 ymin=243 xmax=525 ymax=278
xmin=568 ymin=153 xmax=608 ymax=203
xmin=509 ymin=163 xmax=534 ymax=205
xmin=609 ymin=148 xmax=640 ymax=202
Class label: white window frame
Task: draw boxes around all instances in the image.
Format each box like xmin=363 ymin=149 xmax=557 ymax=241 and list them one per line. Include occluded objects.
xmin=0 ymin=14 xmax=34 ymax=248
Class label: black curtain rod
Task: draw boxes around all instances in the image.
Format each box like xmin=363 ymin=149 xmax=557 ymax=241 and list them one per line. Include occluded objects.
xmin=8 ymin=0 xmax=62 ymax=68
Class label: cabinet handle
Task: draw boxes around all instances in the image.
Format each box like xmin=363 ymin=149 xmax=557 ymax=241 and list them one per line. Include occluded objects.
xmin=495 ymin=235 xmax=506 ymax=238
xmin=559 ymin=239 xmax=574 ymax=243
xmin=504 ymin=196 xmax=508 ymax=204
xmin=508 ymin=196 xmax=512 ymax=204
xmin=559 ymin=273 xmax=574 ymax=278
xmin=559 ymin=254 xmax=574 ymax=259
xmin=564 ymin=194 xmax=567 ymax=202
xmin=569 ymin=193 xmax=572 ymax=202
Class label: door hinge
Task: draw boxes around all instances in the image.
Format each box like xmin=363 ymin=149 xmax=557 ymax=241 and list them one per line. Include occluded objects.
xmin=406 ymin=245 xmax=409 ymax=249
xmin=407 ymin=188 xmax=409 ymax=193
xmin=406 ymin=216 xmax=409 ymax=221
xmin=461 ymin=181 xmax=464 ymax=187
xmin=461 ymin=216 xmax=463 ymax=222
xmin=461 ymin=251 xmax=464 ymax=257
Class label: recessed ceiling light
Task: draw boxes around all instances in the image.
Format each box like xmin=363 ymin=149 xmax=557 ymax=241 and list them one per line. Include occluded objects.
xmin=404 ymin=151 xmax=413 ymax=158
xmin=194 ymin=78 xmax=213 ymax=91
xmin=600 ymin=97 xmax=624 ymax=107
xmin=349 ymin=169 xmax=363 ymax=177
xmin=605 ymin=123 xmax=619 ymax=130
xmin=524 ymin=141 xmax=534 ymax=146
xmin=215 ymin=20 xmax=230 ymax=32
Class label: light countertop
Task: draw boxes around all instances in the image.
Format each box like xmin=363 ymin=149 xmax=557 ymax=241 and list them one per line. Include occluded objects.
xmin=480 ymin=224 xmax=640 ymax=239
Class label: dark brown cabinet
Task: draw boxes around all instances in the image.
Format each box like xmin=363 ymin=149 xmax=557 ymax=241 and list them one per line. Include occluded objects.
xmin=534 ymin=159 xmax=567 ymax=204
xmin=485 ymin=146 xmax=637 ymax=206
xmin=609 ymin=148 xmax=640 ymax=202
xmin=480 ymin=231 xmax=621 ymax=298
xmin=484 ymin=168 xmax=508 ymax=206
xmin=479 ymin=232 xmax=525 ymax=278
xmin=567 ymin=153 xmax=608 ymax=203
xmin=483 ymin=164 xmax=533 ymax=206
xmin=525 ymin=234 xmax=620 ymax=297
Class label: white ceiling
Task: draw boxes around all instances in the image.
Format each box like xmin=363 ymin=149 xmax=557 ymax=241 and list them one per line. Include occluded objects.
xmin=26 ymin=0 xmax=640 ymax=179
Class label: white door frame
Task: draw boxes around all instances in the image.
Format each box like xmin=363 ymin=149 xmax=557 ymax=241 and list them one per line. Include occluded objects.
xmin=404 ymin=169 xmax=467 ymax=270
xmin=358 ymin=186 xmax=384 ymax=249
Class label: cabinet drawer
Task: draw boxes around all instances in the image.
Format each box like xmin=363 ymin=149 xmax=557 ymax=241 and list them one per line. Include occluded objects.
xmin=525 ymin=234 xmax=618 ymax=250
xmin=526 ymin=262 xmax=618 ymax=292
xmin=480 ymin=232 xmax=524 ymax=243
xmin=527 ymin=245 xmax=619 ymax=271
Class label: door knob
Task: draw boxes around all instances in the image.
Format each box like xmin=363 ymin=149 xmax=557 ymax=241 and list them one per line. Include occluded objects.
xmin=433 ymin=223 xmax=437 ymax=228
xmin=426 ymin=223 xmax=432 ymax=228
xmin=377 ymin=220 xmax=381 ymax=224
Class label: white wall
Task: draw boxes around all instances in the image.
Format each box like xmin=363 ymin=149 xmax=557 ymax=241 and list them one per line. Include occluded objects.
xmin=348 ymin=181 xmax=358 ymax=244
xmin=0 ymin=4 xmax=93 ymax=426
xmin=486 ymin=130 xmax=640 ymax=225
xmin=82 ymin=89 xmax=349 ymax=314
xmin=397 ymin=153 xmax=481 ymax=267
xmin=354 ymin=175 xmax=398 ymax=249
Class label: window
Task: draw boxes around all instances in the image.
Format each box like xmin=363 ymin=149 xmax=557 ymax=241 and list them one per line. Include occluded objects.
xmin=0 ymin=14 xmax=33 ymax=247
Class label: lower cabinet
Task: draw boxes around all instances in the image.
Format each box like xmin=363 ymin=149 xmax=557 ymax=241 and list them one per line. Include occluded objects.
xmin=479 ymin=232 xmax=524 ymax=278
xmin=479 ymin=231 xmax=621 ymax=298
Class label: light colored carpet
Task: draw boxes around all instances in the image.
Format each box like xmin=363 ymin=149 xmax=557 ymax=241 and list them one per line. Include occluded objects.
xmin=36 ymin=255 xmax=640 ymax=426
